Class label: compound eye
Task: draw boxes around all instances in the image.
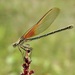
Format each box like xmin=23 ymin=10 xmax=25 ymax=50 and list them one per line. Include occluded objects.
xmin=13 ymin=43 xmax=17 ymax=47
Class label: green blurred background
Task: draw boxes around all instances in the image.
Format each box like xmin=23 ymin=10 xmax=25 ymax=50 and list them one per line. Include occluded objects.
xmin=0 ymin=0 xmax=75 ymax=75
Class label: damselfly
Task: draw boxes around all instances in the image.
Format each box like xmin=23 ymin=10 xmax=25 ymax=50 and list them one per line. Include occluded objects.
xmin=13 ymin=8 xmax=73 ymax=51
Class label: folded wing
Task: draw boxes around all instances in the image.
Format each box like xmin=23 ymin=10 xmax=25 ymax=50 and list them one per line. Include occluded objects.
xmin=22 ymin=8 xmax=60 ymax=39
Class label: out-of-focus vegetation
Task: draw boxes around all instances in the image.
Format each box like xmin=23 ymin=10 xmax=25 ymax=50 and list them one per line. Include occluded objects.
xmin=0 ymin=0 xmax=75 ymax=75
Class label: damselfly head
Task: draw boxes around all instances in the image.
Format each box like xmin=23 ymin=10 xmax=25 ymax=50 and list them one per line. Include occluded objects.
xmin=13 ymin=40 xmax=20 ymax=47
xmin=13 ymin=38 xmax=25 ymax=47
xmin=12 ymin=38 xmax=21 ymax=47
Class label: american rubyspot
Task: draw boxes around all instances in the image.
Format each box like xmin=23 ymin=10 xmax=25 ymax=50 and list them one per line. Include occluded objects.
xmin=13 ymin=8 xmax=73 ymax=51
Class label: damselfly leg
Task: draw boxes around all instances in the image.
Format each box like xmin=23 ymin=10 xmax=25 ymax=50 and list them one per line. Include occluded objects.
xmin=18 ymin=44 xmax=32 ymax=59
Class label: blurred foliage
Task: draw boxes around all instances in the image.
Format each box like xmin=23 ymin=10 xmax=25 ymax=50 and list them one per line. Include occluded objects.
xmin=0 ymin=0 xmax=75 ymax=75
